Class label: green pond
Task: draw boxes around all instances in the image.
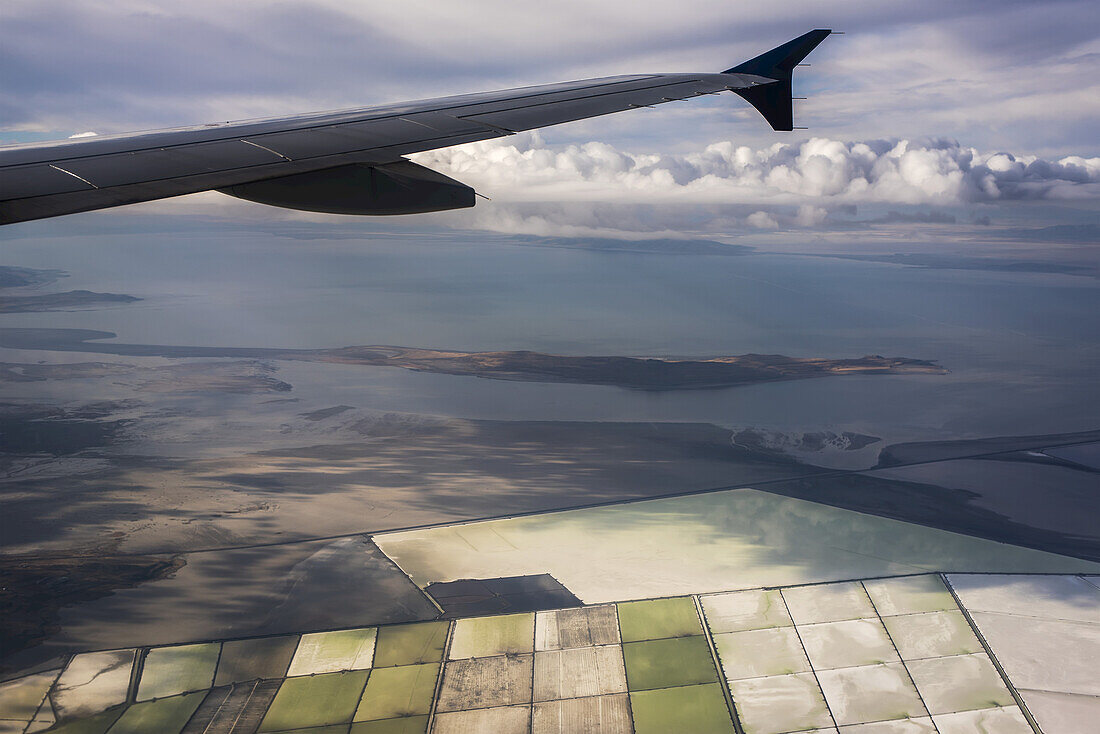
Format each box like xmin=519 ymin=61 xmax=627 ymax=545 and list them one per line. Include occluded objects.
xmin=617 ymin=597 xmax=704 ymax=642
xmin=137 ymin=643 xmax=219 ymax=700
xmin=106 ymin=692 xmax=205 ymax=734
xmin=354 ymin=664 xmax=440 ymax=721
xmin=259 ymin=671 xmax=370 ymax=731
xmin=373 ymin=622 xmax=449 ymax=667
xmin=630 ymin=683 xmax=734 ymax=734
xmin=622 ymin=635 xmax=718 ymax=691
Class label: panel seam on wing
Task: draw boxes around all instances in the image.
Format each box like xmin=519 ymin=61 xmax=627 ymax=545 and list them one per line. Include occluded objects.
xmin=239 ymin=139 xmax=293 ymax=161
xmin=47 ymin=164 xmax=98 ymax=188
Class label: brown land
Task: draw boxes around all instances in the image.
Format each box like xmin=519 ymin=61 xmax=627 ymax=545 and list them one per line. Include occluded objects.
xmin=0 ymin=328 xmax=945 ymax=390
xmin=326 ymin=347 xmax=945 ymax=389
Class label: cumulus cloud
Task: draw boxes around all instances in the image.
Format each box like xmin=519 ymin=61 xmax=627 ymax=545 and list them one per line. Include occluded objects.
xmin=413 ymin=135 xmax=1100 ymax=207
xmin=795 ymin=205 xmax=829 ymax=227
xmin=746 ymin=211 xmax=779 ymax=229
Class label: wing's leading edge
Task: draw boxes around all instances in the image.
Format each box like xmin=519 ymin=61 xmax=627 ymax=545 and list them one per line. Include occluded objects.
xmin=0 ymin=30 xmax=831 ymax=225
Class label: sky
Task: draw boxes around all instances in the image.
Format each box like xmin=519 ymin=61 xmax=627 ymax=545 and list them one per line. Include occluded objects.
xmin=2 ymin=0 xmax=1098 ymax=238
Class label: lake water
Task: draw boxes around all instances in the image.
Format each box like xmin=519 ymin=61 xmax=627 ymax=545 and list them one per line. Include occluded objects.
xmin=2 ymin=223 xmax=1098 ymax=448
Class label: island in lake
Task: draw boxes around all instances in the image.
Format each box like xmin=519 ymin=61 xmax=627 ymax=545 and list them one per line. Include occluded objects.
xmin=0 ymin=327 xmax=945 ymax=391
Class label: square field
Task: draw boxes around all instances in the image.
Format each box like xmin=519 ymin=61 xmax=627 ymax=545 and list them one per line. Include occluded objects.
xmin=863 ymin=575 xmax=956 ymax=616
xmin=215 ymin=636 xmax=298 ymax=685
xmin=535 ymin=605 xmax=619 ymax=650
xmin=629 ymin=684 xmax=733 ymax=734
xmin=713 ymin=628 xmax=810 ymax=681
xmin=449 ymin=614 xmax=535 ymax=659
xmin=881 ymin=611 xmax=981 ymax=661
xmin=353 ymin=663 xmax=439 ymax=722
xmin=107 ymin=692 xmax=205 ymax=734
xmin=373 ymin=621 xmax=449 ymax=667
xmin=701 ymin=590 xmax=793 ymax=634
xmin=815 ymin=663 xmax=927 ymax=726
xmin=728 ymin=672 xmax=833 ymax=734
xmin=288 ymin=628 xmax=377 ymax=676
xmin=782 ymin=582 xmax=876 ymax=625
xmin=532 ymin=694 xmax=632 ymax=734
xmin=932 ymin=706 xmax=1033 ymax=734
xmin=259 ymin=671 xmax=369 ymax=732
xmin=436 ymin=654 xmax=533 ymax=712
xmin=798 ymin=618 xmax=899 ymax=670
xmin=617 ymin=597 xmax=703 ymax=642
xmin=136 ymin=643 xmax=220 ymax=700
xmin=622 ymin=636 xmax=718 ymax=691
xmin=905 ymin=654 xmax=1014 ymax=715
xmin=432 ymin=705 xmax=531 ymax=734
xmin=534 ymin=646 xmax=627 ymax=700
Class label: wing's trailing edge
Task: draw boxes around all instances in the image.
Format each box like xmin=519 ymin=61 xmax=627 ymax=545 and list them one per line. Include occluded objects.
xmin=0 ymin=30 xmax=831 ymax=225
xmin=724 ymin=29 xmax=832 ymax=131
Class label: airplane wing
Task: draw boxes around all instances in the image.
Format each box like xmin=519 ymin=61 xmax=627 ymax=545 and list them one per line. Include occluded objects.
xmin=0 ymin=30 xmax=831 ymax=225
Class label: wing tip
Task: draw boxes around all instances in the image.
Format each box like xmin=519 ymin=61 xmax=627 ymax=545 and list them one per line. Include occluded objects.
xmin=723 ymin=29 xmax=833 ymax=131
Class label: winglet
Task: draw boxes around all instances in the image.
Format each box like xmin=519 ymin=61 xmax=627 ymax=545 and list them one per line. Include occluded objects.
xmin=723 ymin=29 xmax=831 ymax=131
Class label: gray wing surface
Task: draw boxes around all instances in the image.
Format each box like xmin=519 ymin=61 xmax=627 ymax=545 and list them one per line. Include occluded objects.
xmin=0 ymin=30 xmax=830 ymax=225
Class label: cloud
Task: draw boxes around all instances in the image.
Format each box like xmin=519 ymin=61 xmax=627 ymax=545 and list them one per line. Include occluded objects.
xmin=413 ymin=134 xmax=1100 ymax=207
xmin=2 ymin=1 xmax=1097 ymax=155
xmin=746 ymin=211 xmax=779 ymax=229
xmin=795 ymin=205 xmax=829 ymax=227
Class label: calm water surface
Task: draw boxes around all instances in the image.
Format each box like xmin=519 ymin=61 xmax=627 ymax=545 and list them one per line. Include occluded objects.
xmin=2 ymin=227 xmax=1097 ymax=445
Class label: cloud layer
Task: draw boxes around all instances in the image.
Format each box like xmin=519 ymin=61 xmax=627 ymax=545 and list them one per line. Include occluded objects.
xmin=415 ymin=135 xmax=1100 ymax=207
